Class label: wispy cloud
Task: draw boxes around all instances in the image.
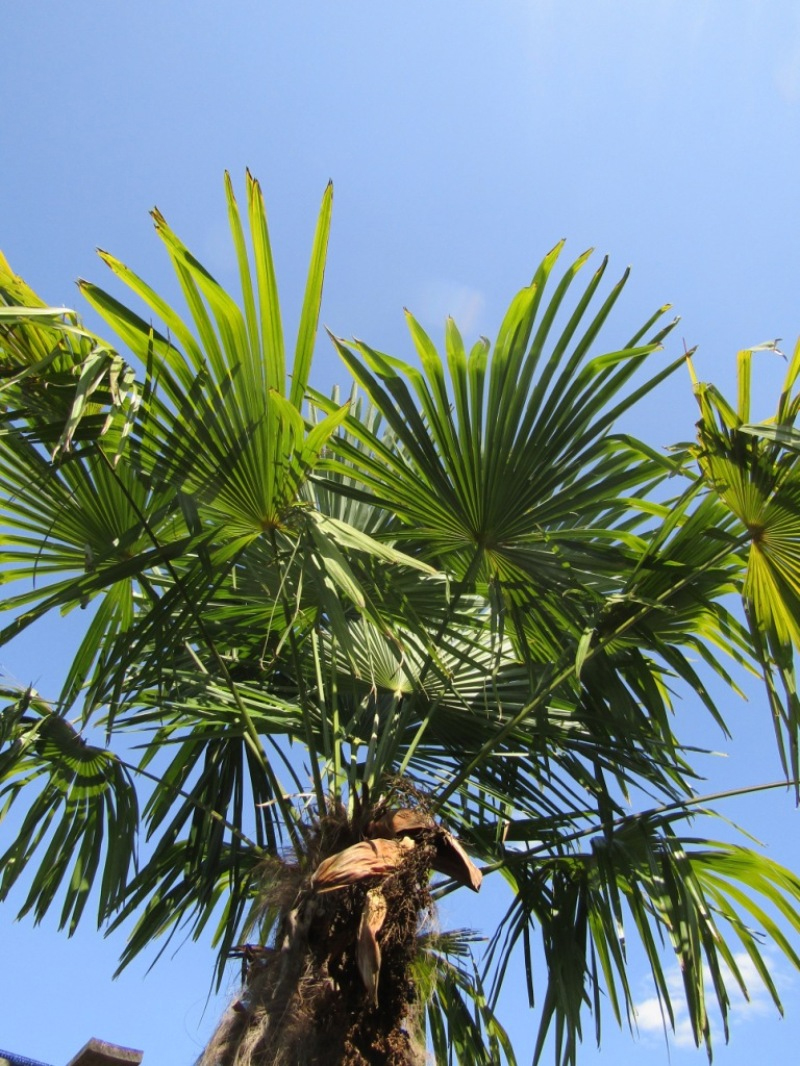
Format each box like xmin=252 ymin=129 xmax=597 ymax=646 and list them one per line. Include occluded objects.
xmin=775 ymin=38 xmax=800 ymax=103
xmin=413 ymin=279 xmax=487 ymax=336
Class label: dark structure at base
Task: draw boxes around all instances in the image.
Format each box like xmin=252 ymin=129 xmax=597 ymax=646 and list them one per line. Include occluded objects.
xmin=0 ymin=1038 xmax=143 ymax=1066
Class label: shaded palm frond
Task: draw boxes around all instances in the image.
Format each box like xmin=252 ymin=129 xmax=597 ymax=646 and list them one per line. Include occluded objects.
xmin=0 ymin=686 xmax=137 ymax=933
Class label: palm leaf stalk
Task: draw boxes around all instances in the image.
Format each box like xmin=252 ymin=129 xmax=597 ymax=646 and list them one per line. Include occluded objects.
xmin=2 ymin=175 xmax=800 ymax=1066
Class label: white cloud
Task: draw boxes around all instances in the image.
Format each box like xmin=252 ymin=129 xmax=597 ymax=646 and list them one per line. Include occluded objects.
xmin=633 ymin=950 xmax=791 ymax=1051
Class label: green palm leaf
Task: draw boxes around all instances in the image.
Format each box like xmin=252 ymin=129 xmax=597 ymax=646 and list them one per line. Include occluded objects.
xmin=316 ymin=249 xmax=683 ymax=692
xmin=691 ymin=339 xmax=800 ymax=778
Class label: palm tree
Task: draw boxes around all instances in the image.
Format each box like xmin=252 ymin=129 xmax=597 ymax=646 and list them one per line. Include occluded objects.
xmin=2 ymin=173 xmax=800 ymax=1066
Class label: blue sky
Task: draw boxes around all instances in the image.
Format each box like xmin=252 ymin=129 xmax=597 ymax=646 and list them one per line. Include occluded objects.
xmin=3 ymin=3 xmax=800 ymax=1064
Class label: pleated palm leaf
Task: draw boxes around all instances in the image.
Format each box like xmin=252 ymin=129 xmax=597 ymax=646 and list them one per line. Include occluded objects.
xmin=2 ymin=176 xmax=800 ymax=1066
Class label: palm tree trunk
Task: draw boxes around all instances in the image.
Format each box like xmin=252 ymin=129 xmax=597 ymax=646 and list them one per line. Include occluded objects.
xmin=197 ymin=809 xmax=440 ymax=1066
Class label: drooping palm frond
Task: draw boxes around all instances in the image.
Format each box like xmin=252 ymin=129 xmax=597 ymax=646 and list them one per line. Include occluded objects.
xmin=481 ymin=807 xmax=800 ymax=1066
xmin=411 ymin=929 xmax=517 ymax=1066
xmin=0 ymin=686 xmax=137 ymax=934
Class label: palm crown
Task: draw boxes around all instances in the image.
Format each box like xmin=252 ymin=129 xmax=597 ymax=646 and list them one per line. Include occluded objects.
xmin=2 ymin=173 xmax=800 ymax=1065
